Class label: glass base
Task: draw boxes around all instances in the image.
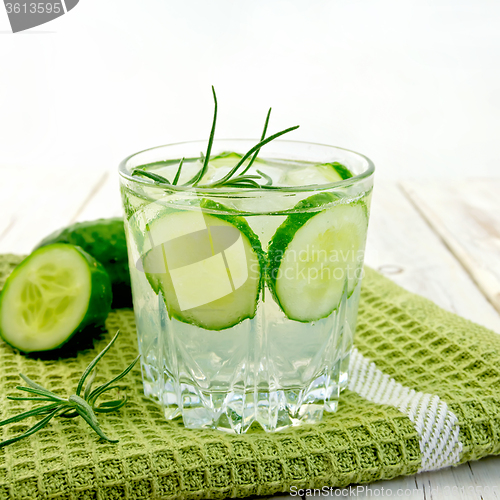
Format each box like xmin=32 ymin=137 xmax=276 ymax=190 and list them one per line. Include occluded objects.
xmin=143 ymin=371 xmax=346 ymax=434
xmin=141 ymin=350 xmax=351 ymax=434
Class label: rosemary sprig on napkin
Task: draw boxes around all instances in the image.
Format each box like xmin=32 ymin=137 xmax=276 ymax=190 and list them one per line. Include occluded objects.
xmin=0 ymin=331 xmax=139 ymax=448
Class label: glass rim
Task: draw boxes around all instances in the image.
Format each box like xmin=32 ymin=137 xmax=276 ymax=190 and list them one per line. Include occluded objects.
xmin=118 ymin=139 xmax=375 ymax=195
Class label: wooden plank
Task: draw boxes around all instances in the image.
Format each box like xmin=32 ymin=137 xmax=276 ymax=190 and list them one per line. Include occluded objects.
xmin=467 ymin=457 xmax=500 ymax=499
xmin=0 ymin=167 xmax=106 ymax=254
xmin=364 ymin=182 xmax=500 ymax=334
xmin=260 ymin=496 xmax=294 ymax=500
xmin=416 ymin=463 xmax=499 ymax=500
xmin=401 ymin=179 xmax=500 ymax=316
xmin=333 ymin=476 xmax=425 ymax=499
xmin=72 ymin=169 xmax=123 ymax=222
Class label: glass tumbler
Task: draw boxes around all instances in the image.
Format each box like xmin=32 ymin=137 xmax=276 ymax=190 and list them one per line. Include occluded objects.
xmin=119 ymin=140 xmax=374 ymax=433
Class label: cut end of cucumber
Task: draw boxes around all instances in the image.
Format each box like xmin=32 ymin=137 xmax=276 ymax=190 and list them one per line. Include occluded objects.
xmin=35 ymin=218 xmax=132 ymax=308
xmin=0 ymin=244 xmax=109 ymax=352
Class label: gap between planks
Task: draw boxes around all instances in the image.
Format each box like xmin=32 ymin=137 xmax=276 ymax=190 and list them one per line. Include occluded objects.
xmin=364 ymin=182 xmax=500 ymax=333
xmin=0 ymin=167 xmax=122 ymax=254
xmin=70 ymin=170 xmax=110 ymax=224
xmin=400 ymin=180 xmax=500 ymax=317
xmin=0 ymin=167 xmax=105 ymax=254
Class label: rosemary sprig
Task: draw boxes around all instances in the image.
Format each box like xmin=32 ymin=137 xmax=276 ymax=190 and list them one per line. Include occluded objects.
xmin=256 ymin=169 xmax=273 ymax=186
xmin=0 ymin=331 xmax=140 ymax=448
xmin=130 ymin=87 xmax=299 ymax=189
xmin=205 ymin=124 xmax=299 ymax=188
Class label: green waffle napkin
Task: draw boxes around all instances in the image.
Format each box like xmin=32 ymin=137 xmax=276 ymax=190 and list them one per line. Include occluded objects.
xmin=1 ymin=253 xmax=499 ymax=499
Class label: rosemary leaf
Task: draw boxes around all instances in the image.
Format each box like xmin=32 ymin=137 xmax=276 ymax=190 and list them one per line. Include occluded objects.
xmin=0 ymin=402 xmax=62 ymax=427
xmin=0 ymin=407 xmax=63 ymax=448
xmin=19 ymin=373 xmax=51 ymax=392
xmin=256 ymin=169 xmax=273 ymax=186
xmin=222 ymin=179 xmax=261 ymax=189
xmin=96 ymin=398 xmax=127 ymax=409
xmin=132 ymin=170 xmax=171 ymax=185
xmin=239 ymin=107 xmax=272 ymax=176
xmin=88 ymin=355 xmax=140 ymax=405
xmin=128 ymin=90 xmax=299 ymax=190
xmin=94 ymin=397 xmax=128 ymax=414
xmin=76 ymin=330 xmax=120 ymax=396
xmin=90 ymin=385 xmax=122 ymax=407
xmin=172 ymin=157 xmax=185 ymax=185
xmin=228 ymin=175 xmax=262 ymax=181
xmin=185 ymin=86 xmax=218 ymax=186
xmin=15 ymin=386 xmax=66 ymax=402
xmin=7 ymin=396 xmax=61 ymax=402
xmin=75 ymin=407 xmax=117 ymax=443
xmin=84 ymin=369 xmax=97 ymax=400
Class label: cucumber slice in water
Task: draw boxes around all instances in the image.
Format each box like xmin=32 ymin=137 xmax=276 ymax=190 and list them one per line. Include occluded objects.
xmin=0 ymin=244 xmax=112 ymax=352
xmin=141 ymin=201 xmax=264 ymax=330
xmin=280 ymin=162 xmax=352 ymax=187
xmin=268 ymin=193 xmax=367 ymax=322
xmin=209 ymin=151 xmax=265 ymax=168
xmin=205 ymin=152 xmax=265 ymax=184
xmin=330 ymin=161 xmax=353 ymax=180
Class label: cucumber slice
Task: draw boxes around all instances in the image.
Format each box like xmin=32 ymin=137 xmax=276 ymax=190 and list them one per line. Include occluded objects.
xmin=209 ymin=151 xmax=264 ymax=168
xmin=331 ymin=162 xmax=353 ymax=180
xmin=0 ymin=244 xmax=112 ymax=353
xmin=280 ymin=162 xmax=352 ymax=186
xmin=36 ymin=218 xmax=131 ymax=308
xmin=268 ymin=193 xmax=367 ymax=322
xmin=209 ymin=151 xmax=244 ymax=167
xmin=141 ymin=201 xmax=264 ymax=330
xmin=204 ymin=152 xmax=265 ymax=184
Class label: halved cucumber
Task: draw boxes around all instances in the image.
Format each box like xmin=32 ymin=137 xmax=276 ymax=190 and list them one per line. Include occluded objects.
xmin=36 ymin=218 xmax=131 ymax=308
xmin=267 ymin=193 xmax=367 ymax=322
xmin=141 ymin=201 xmax=264 ymax=330
xmin=0 ymin=244 xmax=112 ymax=352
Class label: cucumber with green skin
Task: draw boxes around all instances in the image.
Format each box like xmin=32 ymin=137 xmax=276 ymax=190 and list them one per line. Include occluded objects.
xmin=0 ymin=244 xmax=112 ymax=353
xmin=142 ymin=200 xmax=265 ymax=330
xmin=267 ymin=192 xmax=367 ymax=322
xmin=200 ymin=198 xmax=267 ymax=280
xmin=331 ymin=162 xmax=353 ymax=180
xmin=280 ymin=162 xmax=353 ymax=187
xmin=36 ymin=218 xmax=131 ymax=308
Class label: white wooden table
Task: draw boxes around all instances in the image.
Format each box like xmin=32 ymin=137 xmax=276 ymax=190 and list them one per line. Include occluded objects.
xmin=1 ymin=169 xmax=499 ymax=499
